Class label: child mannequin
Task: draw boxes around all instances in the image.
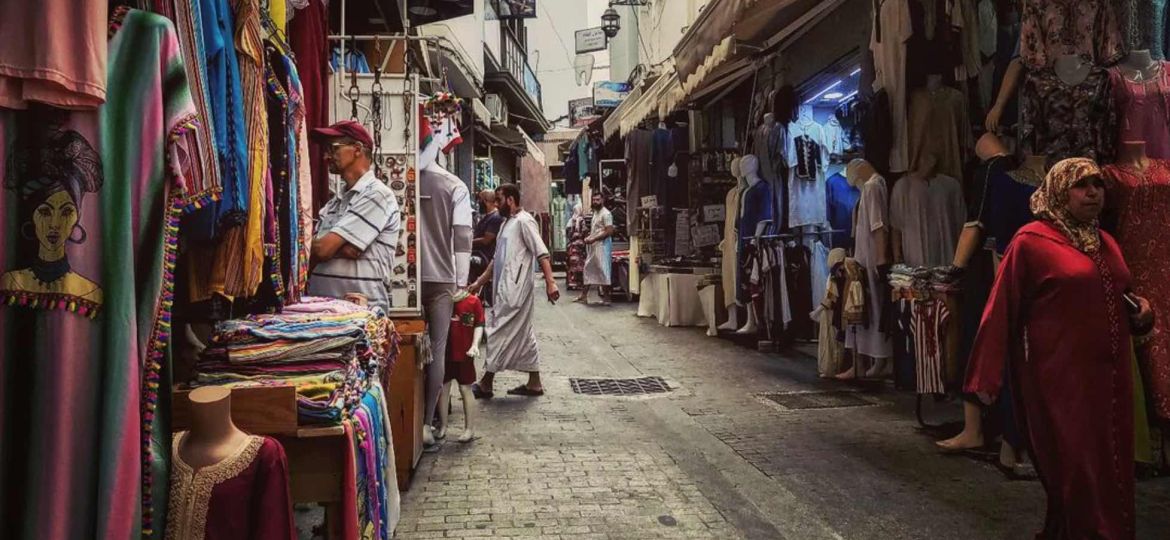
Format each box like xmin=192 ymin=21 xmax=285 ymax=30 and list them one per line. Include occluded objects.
xmin=437 ymin=290 xmax=485 ymax=443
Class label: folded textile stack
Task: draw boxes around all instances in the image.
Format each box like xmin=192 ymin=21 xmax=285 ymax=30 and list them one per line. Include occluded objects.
xmin=888 ymin=264 xmax=962 ymax=295
xmin=194 ymin=297 xmax=396 ymax=425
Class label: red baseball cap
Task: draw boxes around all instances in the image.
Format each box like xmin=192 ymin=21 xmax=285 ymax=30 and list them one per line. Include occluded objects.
xmin=310 ymin=120 xmax=374 ymax=150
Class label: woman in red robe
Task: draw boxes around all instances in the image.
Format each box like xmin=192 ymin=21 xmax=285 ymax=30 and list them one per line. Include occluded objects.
xmin=966 ymin=158 xmax=1154 ymax=539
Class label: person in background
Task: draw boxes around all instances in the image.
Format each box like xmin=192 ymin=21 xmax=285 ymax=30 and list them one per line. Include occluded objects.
xmin=965 ymin=158 xmax=1153 ymax=539
xmin=471 ymin=189 xmax=504 ymax=305
xmin=307 ymin=120 xmax=400 ymax=312
xmin=575 ymin=191 xmax=615 ymax=305
xmin=468 ymin=183 xmax=559 ymax=398
xmin=565 ymin=202 xmax=587 ymax=291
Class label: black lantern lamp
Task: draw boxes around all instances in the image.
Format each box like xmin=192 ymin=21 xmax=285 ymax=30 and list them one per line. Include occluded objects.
xmin=601 ymin=7 xmax=621 ymax=38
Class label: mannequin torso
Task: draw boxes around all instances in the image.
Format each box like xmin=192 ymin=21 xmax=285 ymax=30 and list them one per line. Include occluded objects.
xmin=180 ymin=387 xmax=251 ymax=469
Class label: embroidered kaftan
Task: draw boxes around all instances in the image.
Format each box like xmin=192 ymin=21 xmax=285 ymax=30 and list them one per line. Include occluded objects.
xmin=1103 ymin=160 xmax=1170 ymax=423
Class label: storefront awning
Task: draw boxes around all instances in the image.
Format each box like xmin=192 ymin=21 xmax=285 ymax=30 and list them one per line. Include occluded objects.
xmin=673 ymin=0 xmax=829 ymax=96
xmin=604 ymin=70 xmax=681 ymax=140
xmin=602 ymin=85 xmax=642 ymax=140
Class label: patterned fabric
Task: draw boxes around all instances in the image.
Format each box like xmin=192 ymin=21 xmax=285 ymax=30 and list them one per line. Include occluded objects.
xmin=1020 ymin=68 xmax=1117 ymax=167
xmin=1018 ymin=0 xmax=1123 ymax=70
xmin=1103 ymin=160 xmax=1170 ymax=422
xmin=168 ymin=0 xmax=223 ymax=209
xmin=233 ymin=0 xmax=268 ymax=297
xmin=1 ymin=9 xmax=195 ymax=539
xmin=1109 ymin=63 xmax=1170 ymax=159
xmin=1030 ymin=157 xmax=1104 ymax=253
xmin=910 ymin=298 xmax=949 ymax=395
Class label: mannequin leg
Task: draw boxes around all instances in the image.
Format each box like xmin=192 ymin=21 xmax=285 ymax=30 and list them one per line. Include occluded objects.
xmin=437 ymin=381 xmax=453 ymax=440
xmin=937 ymin=401 xmax=984 ymax=450
xmin=835 ymin=351 xmax=861 ymax=379
xmin=735 ymin=298 xmax=760 ymax=334
xmin=864 ymin=357 xmax=891 ymax=378
xmin=718 ymin=304 xmax=740 ymax=331
xmin=422 ymin=283 xmax=455 ymax=446
xmin=457 ymin=384 xmax=479 ymax=442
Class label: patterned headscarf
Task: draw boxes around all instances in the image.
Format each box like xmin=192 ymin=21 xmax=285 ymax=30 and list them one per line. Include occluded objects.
xmin=1029 ymin=157 xmax=1102 ymax=253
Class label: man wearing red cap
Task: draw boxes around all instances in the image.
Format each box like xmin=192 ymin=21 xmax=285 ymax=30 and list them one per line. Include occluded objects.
xmin=307 ymin=120 xmax=401 ymax=312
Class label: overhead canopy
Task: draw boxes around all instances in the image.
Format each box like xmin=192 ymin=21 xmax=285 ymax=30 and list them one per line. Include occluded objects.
xmin=673 ymin=0 xmax=834 ymax=94
xmin=603 ymin=70 xmax=682 ymax=140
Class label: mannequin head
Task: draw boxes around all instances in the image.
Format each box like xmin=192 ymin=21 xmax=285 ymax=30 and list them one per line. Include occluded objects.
xmin=845 ymin=159 xmax=875 ymax=188
xmin=975 ymin=132 xmax=1009 ymax=161
xmin=740 ymin=154 xmax=761 ymax=184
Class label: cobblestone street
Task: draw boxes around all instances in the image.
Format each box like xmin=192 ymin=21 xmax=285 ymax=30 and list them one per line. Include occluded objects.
xmin=395 ymin=292 xmax=1170 ymax=539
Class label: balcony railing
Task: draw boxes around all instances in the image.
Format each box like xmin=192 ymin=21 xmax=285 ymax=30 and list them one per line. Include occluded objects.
xmin=500 ymin=29 xmax=542 ymax=110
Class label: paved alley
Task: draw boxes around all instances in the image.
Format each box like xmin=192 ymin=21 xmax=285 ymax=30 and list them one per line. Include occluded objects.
xmin=395 ymin=292 xmax=1170 ymax=540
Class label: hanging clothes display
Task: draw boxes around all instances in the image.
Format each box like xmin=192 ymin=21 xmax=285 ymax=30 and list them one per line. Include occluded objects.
xmin=815 ymin=248 xmax=848 ymax=377
xmin=1120 ymin=0 xmax=1168 ymax=60
xmin=966 ymin=157 xmax=1038 ymax=255
xmin=889 ymin=173 xmax=966 ymax=268
xmin=650 ymin=125 xmax=674 ymax=208
xmin=169 ymin=0 xmax=224 ymax=206
xmin=624 ymin=128 xmax=652 ymax=231
xmin=1103 ymin=160 xmax=1170 ymax=423
xmin=288 ymin=0 xmax=330 ymax=215
xmin=0 ymin=8 xmax=200 ymax=537
xmin=870 ymin=0 xmax=912 ymax=172
xmin=1017 ymin=0 xmax=1123 ymax=70
xmin=165 ymin=434 xmax=295 ymax=540
xmin=785 ymin=118 xmax=828 ymax=228
xmin=907 ymin=85 xmax=971 ymax=182
xmin=1109 ymin=63 xmax=1170 ymax=158
xmin=1019 ymin=68 xmax=1117 ymax=168
xmin=860 ymin=90 xmax=893 ymax=172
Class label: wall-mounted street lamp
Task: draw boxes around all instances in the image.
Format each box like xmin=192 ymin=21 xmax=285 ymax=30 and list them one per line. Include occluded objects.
xmin=601 ymin=0 xmax=650 ymax=39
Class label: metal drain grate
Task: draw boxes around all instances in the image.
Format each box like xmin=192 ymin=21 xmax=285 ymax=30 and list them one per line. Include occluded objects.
xmin=570 ymin=376 xmax=672 ymax=396
xmin=759 ymin=391 xmax=873 ymax=410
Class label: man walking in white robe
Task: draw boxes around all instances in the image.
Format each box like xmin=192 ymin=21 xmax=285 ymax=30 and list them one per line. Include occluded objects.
xmin=575 ymin=192 xmax=615 ymax=305
xmin=468 ymin=183 xmax=559 ymax=398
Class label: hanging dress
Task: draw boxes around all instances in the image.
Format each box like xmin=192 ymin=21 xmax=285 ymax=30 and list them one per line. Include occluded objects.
xmin=0 ymin=8 xmax=198 ymax=538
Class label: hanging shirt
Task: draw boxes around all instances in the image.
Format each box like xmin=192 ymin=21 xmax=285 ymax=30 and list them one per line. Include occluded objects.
xmin=825 ymin=173 xmax=860 ymax=249
xmin=889 ymin=173 xmax=966 ymax=268
xmin=786 ymin=119 xmax=829 ymax=228
xmin=908 ymin=86 xmax=972 ymax=182
xmin=0 ymin=0 xmax=108 ymax=109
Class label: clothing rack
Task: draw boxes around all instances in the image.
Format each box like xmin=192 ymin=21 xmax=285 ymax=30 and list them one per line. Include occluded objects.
xmin=755 ymin=229 xmax=846 ymax=240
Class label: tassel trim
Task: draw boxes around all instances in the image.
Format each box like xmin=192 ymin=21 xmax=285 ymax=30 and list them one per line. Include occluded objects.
xmin=0 ymin=291 xmax=101 ymax=319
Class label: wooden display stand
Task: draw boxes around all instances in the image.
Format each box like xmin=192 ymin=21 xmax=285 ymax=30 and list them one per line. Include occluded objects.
xmin=386 ymin=317 xmax=426 ymax=490
xmin=169 ymin=316 xmax=430 ymax=537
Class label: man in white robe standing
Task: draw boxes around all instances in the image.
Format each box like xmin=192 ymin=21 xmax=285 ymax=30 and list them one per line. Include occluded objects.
xmin=468 ymin=183 xmax=559 ymax=398
xmin=575 ymin=192 xmax=615 ymax=305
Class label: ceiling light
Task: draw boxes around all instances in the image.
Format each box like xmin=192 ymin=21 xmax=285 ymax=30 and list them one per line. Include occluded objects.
xmin=823 ymin=91 xmax=844 ymax=100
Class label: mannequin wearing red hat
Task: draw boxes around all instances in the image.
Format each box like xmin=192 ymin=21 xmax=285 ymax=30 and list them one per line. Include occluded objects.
xmin=306 ymin=121 xmax=402 ymax=313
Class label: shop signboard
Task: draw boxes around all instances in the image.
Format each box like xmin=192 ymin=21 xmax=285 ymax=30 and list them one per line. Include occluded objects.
xmin=702 ymin=205 xmax=725 ymax=222
xmin=494 ymin=0 xmax=536 ymax=19
xmin=575 ymin=27 xmax=608 ymax=54
xmin=569 ymin=97 xmax=599 ymax=128
xmin=593 ymin=81 xmax=633 ymax=109
xmin=691 ymin=224 xmax=720 ymax=248
xmin=640 ymin=195 xmax=659 ymax=208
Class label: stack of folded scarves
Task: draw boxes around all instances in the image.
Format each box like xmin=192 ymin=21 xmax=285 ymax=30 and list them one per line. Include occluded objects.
xmin=888 ymin=264 xmax=963 ymax=294
xmin=194 ymin=297 xmax=395 ymax=425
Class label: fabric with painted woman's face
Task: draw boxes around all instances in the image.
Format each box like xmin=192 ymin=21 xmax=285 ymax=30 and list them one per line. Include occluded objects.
xmin=0 ymin=9 xmax=196 ymax=540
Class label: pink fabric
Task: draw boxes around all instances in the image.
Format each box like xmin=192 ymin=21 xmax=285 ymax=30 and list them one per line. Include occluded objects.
xmin=0 ymin=0 xmax=107 ymax=109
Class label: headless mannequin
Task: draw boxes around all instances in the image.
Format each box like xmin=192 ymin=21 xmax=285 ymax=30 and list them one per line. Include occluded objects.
xmin=1119 ymin=49 xmax=1159 ymax=82
xmin=436 ymin=290 xmax=482 ymax=443
xmin=836 ymin=159 xmax=891 ymax=380
xmin=736 ymin=155 xmax=771 ymax=335
xmin=952 ymin=133 xmax=1010 ymax=268
xmin=419 ymin=140 xmax=473 ymax=448
xmin=718 ymin=157 xmax=747 ymax=332
xmin=179 ymin=387 xmax=250 ymax=469
xmin=1117 ymin=140 xmax=1149 ymax=169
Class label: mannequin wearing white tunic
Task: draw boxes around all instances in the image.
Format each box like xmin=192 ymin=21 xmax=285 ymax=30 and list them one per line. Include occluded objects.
xmin=583 ymin=207 xmax=613 ymax=286
xmin=484 ymin=210 xmax=550 ymax=373
xmin=845 ymin=173 xmax=893 ymax=359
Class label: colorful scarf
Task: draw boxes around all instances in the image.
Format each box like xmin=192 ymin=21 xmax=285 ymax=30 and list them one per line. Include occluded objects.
xmin=1029 ymin=157 xmax=1103 ymax=253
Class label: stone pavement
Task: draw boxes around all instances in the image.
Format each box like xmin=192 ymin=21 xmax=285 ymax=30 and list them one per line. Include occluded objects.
xmin=393 ymin=291 xmax=1170 ymax=539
